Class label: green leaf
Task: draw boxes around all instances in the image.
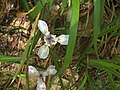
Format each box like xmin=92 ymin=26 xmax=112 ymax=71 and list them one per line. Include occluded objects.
xmin=0 ymin=55 xmax=21 ymax=62
xmin=19 ymin=0 xmax=30 ymax=11
xmin=12 ymin=13 xmax=40 ymax=84
xmin=93 ymin=0 xmax=104 ymax=58
xmin=10 ymin=26 xmax=27 ymax=31
xmin=107 ymin=72 xmax=117 ymax=90
xmin=59 ymin=0 xmax=80 ymax=76
xmin=29 ymin=1 xmax=47 ymax=21
xmin=60 ymin=0 xmax=67 ymax=15
xmin=99 ymin=24 xmax=120 ymax=37
xmin=20 ymin=0 xmax=47 ymax=22
xmin=102 ymin=14 xmax=120 ymax=30
xmin=90 ymin=60 xmax=120 ymax=78
xmin=106 ymin=67 xmax=120 ymax=78
xmin=78 ymin=68 xmax=88 ymax=90
xmin=90 ymin=60 xmax=120 ymax=69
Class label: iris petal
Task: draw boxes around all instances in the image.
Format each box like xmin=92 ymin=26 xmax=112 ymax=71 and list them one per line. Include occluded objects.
xmin=44 ymin=34 xmax=58 ymax=46
xmin=42 ymin=71 xmax=48 ymax=77
xmin=57 ymin=35 xmax=69 ymax=45
xmin=37 ymin=78 xmax=46 ymax=90
xmin=50 ymin=35 xmax=58 ymax=45
xmin=38 ymin=44 xmax=49 ymax=59
xmin=38 ymin=20 xmax=50 ymax=36
xmin=28 ymin=66 xmax=39 ymax=76
xmin=47 ymin=65 xmax=57 ymax=75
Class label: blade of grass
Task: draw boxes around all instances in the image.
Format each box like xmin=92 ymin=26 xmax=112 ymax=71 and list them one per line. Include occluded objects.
xmin=90 ymin=60 xmax=120 ymax=69
xmin=31 ymin=30 xmax=41 ymax=51
xmin=20 ymin=0 xmax=47 ymax=22
xmin=87 ymin=71 xmax=98 ymax=90
xmin=90 ymin=61 xmax=120 ymax=78
xmin=78 ymin=68 xmax=88 ymax=90
xmin=30 ymin=0 xmax=47 ymax=21
xmin=60 ymin=0 xmax=67 ymax=15
xmin=0 ymin=56 xmax=21 ymax=62
xmin=99 ymin=24 xmax=120 ymax=37
xmin=102 ymin=14 xmax=120 ymax=30
xmin=93 ymin=0 xmax=104 ymax=58
xmin=11 ymin=13 xmax=40 ymax=84
xmin=19 ymin=0 xmax=30 ymax=11
xmin=49 ymin=0 xmax=54 ymax=6
xmin=107 ymin=72 xmax=117 ymax=90
xmin=105 ymin=67 xmax=120 ymax=78
xmin=59 ymin=0 xmax=80 ymax=76
xmin=92 ymin=59 xmax=120 ymax=64
xmin=87 ymin=63 xmax=103 ymax=90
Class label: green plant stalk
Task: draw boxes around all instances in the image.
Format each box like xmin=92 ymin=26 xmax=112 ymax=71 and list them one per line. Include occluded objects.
xmin=26 ymin=58 xmax=30 ymax=90
xmin=59 ymin=0 xmax=80 ymax=76
xmin=11 ymin=13 xmax=40 ymax=84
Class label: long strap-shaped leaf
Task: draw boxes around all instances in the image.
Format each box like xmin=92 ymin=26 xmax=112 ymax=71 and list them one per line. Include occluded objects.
xmin=0 ymin=56 xmax=21 ymax=62
xmin=78 ymin=68 xmax=88 ymax=90
xmin=11 ymin=13 xmax=40 ymax=84
xmin=60 ymin=0 xmax=67 ymax=15
xmin=93 ymin=0 xmax=104 ymax=58
xmin=59 ymin=0 xmax=80 ymax=75
xmin=20 ymin=0 xmax=47 ymax=22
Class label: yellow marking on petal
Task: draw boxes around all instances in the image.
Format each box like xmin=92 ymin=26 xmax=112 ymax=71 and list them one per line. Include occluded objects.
xmin=43 ymin=29 xmax=46 ymax=34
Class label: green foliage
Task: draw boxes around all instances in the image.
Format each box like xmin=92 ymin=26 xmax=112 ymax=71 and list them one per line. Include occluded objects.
xmin=93 ymin=0 xmax=104 ymax=58
xmin=0 ymin=54 xmax=21 ymax=62
xmin=59 ymin=0 xmax=80 ymax=76
xmin=1 ymin=0 xmax=120 ymax=90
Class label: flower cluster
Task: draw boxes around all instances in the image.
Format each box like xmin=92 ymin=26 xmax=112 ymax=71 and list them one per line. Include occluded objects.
xmin=37 ymin=20 xmax=69 ymax=59
xmin=28 ymin=65 xmax=57 ymax=90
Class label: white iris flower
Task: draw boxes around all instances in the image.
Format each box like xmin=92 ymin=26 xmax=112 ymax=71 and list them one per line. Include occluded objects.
xmin=38 ymin=20 xmax=69 ymax=59
xmin=28 ymin=65 xmax=57 ymax=90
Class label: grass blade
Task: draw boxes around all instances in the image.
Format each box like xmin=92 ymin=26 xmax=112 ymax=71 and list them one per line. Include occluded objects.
xmin=60 ymin=0 xmax=67 ymax=15
xmin=11 ymin=13 xmax=40 ymax=84
xmin=99 ymin=24 xmax=120 ymax=37
xmin=0 ymin=56 xmax=21 ymax=62
xmin=93 ymin=0 xmax=104 ymax=58
xmin=59 ymin=0 xmax=80 ymax=75
xmin=78 ymin=68 xmax=88 ymax=90
xmin=90 ymin=60 xmax=120 ymax=69
xmin=90 ymin=60 xmax=120 ymax=78
xmin=107 ymin=72 xmax=117 ymax=90
xmin=29 ymin=0 xmax=47 ymax=21
xmin=19 ymin=0 xmax=30 ymax=11
xmin=20 ymin=0 xmax=47 ymax=22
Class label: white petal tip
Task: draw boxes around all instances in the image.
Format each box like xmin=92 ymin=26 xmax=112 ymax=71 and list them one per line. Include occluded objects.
xmin=38 ymin=20 xmax=49 ymax=36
